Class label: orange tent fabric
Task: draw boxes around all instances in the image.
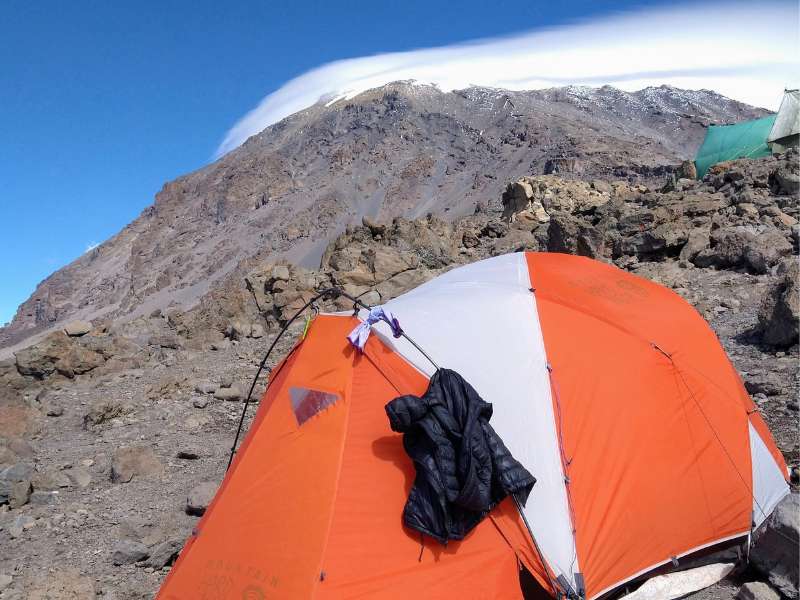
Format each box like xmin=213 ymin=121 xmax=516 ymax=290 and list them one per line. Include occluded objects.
xmin=159 ymin=316 xmax=549 ymax=599
xmin=158 ymin=252 xmax=788 ymax=600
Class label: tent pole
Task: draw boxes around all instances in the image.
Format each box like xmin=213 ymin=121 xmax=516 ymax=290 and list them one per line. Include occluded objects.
xmin=512 ymin=494 xmax=566 ymax=599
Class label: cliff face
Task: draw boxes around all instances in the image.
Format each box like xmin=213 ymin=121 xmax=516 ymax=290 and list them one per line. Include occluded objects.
xmin=1 ymin=82 xmax=767 ymax=349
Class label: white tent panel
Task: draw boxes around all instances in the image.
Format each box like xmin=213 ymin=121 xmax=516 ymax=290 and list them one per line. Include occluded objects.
xmin=372 ymin=253 xmax=581 ymax=592
xmin=749 ymin=422 xmax=790 ymax=527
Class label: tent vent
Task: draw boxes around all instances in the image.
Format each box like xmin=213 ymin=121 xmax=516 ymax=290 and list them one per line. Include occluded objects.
xmin=289 ymin=387 xmax=339 ymax=426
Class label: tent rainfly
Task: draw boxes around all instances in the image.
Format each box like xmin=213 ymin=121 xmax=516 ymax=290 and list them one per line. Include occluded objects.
xmin=768 ymin=89 xmax=800 ymax=152
xmin=157 ymin=252 xmax=790 ymax=600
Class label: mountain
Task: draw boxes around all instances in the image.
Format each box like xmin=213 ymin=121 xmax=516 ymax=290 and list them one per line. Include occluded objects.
xmin=0 ymin=82 xmax=768 ymax=350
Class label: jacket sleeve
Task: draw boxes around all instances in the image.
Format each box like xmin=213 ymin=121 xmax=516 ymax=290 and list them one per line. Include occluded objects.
xmin=481 ymin=421 xmax=536 ymax=505
xmin=385 ymin=394 xmax=428 ymax=433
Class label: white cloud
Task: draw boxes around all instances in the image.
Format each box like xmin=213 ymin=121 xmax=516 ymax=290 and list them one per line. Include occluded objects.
xmin=85 ymin=242 xmax=100 ymax=253
xmin=216 ymin=1 xmax=799 ymax=157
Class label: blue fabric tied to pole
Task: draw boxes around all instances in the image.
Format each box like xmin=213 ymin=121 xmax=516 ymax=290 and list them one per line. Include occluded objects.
xmin=347 ymin=306 xmax=403 ymax=351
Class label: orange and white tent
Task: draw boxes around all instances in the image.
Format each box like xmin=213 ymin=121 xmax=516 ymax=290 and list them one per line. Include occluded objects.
xmin=158 ymin=252 xmax=789 ymax=600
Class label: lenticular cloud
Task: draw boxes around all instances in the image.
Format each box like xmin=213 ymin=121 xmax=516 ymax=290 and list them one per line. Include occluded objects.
xmin=216 ymin=1 xmax=799 ymax=157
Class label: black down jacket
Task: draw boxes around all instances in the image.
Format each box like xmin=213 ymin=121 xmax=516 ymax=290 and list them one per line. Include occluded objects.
xmin=385 ymin=368 xmax=535 ymax=544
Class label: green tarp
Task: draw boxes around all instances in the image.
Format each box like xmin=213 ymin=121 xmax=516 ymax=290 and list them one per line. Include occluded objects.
xmin=694 ymin=115 xmax=777 ymax=178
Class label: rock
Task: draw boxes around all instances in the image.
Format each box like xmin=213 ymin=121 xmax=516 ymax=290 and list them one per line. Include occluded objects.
xmin=226 ymin=320 xmax=251 ymax=341
xmin=194 ymin=381 xmax=216 ymax=394
xmin=250 ymin=323 xmax=265 ymax=339
xmin=679 ymin=229 xmax=710 ymax=262
xmin=214 ymin=386 xmax=242 ymax=401
xmin=271 ymin=265 xmax=290 ymax=282
xmin=29 ymin=490 xmax=58 ymax=505
xmin=63 ymin=320 xmax=92 ymax=337
xmin=219 ymin=375 xmax=233 ymax=388
xmin=186 ymin=481 xmax=218 ymax=516
xmin=366 ymin=246 xmax=418 ymax=281
xmin=192 ymin=396 xmax=209 ymax=409
xmin=148 ymin=332 xmax=183 ymax=349
xmin=45 ymin=404 xmax=64 ymax=417
xmin=176 ymin=446 xmax=201 ymax=460
xmin=9 ymin=479 xmax=31 ymax=508
xmin=31 ymin=469 xmax=72 ymax=491
xmin=678 ymin=160 xmax=698 ymax=180
xmin=144 ymin=539 xmax=182 ymax=569
xmin=772 ymin=166 xmax=800 ymax=196
xmin=758 ymin=258 xmax=799 ymax=348
xmin=362 ymin=216 xmax=387 ymax=236
xmin=110 ymin=446 xmax=164 ymax=483
xmin=111 ymin=539 xmax=149 ymax=565
xmin=751 ymin=493 xmax=799 ymax=599
xmin=738 ymin=582 xmax=781 ymax=600
xmin=1 ymin=461 xmax=35 ymax=483
xmin=693 ymin=227 xmax=792 ymax=274
xmin=7 ymin=514 xmax=35 ymax=538
xmin=744 ymin=372 xmax=786 ymax=397
xmin=0 ymin=475 xmax=31 ymax=509
xmin=360 ymin=290 xmax=381 ymax=306
xmin=502 ymin=179 xmax=537 ymax=222
xmin=210 ymin=339 xmax=231 ymax=351
xmin=0 ymin=574 xmax=11 ymax=591
xmin=83 ymin=399 xmax=130 ymax=429
xmin=66 ymin=467 xmax=91 ymax=489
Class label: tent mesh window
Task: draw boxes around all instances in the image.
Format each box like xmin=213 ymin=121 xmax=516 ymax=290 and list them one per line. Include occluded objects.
xmin=289 ymin=387 xmax=339 ymax=425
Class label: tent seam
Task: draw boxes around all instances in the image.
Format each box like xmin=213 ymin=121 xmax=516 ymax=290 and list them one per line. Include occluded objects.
xmin=310 ymin=339 xmax=357 ymax=600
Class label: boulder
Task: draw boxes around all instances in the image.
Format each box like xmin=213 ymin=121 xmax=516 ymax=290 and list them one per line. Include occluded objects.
xmin=771 ymin=166 xmax=800 ymax=196
xmin=186 ymin=481 xmax=218 ymax=516
xmin=693 ymin=227 xmax=792 ymax=274
xmin=148 ymin=332 xmax=183 ymax=349
xmin=14 ymin=333 xmax=71 ymax=378
xmin=270 ymin=265 xmax=290 ymax=282
xmin=8 ymin=479 xmax=31 ymax=508
xmin=0 ymin=461 xmax=35 ymax=483
xmin=110 ymin=446 xmax=164 ymax=483
xmin=111 ymin=539 xmax=149 ymax=565
xmin=751 ymin=493 xmax=799 ymax=599
xmin=738 ymin=582 xmax=781 ymax=600
xmin=758 ymin=258 xmax=799 ymax=348
xmin=225 ymin=320 xmax=251 ymax=341
xmin=7 ymin=514 xmax=35 ymax=538
xmin=144 ymin=539 xmax=182 ymax=569
xmin=214 ymin=386 xmax=242 ymax=401
xmin=31 ymin=469 xmax=72 ymax=491
xmin=66 ymin=467 xmax=91 ymax=489
xmin=63 ymin=320 xmax=92 ymax=337
xmin=366 ymin=246 xmax=418 ymax=281
xmin=83 ymin=399 xmax=130 ymax=429
xmin=194 ymin=381 xmax=216 ymax=394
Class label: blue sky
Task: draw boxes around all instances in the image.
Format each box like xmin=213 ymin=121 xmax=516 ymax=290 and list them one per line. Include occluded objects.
xmin=0 ymin=0 xmax=794 ymax=326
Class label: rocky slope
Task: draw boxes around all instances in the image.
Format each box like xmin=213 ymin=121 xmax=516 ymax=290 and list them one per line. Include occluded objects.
xmin=1 ymin=83 xmax=768 ymax=352
xmin=0 ymin=151 xmax=797 ymax=599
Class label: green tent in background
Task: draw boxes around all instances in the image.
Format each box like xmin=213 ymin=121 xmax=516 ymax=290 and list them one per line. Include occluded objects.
xmin=694 ymin=115 xmax=777 ymax=178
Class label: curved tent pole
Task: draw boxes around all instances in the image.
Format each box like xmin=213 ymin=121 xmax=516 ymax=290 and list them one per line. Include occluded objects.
xmin=227 ymin=284 xmax=560 ymax=597
xmin=227 ymin=286 xmax=439 ymax=471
